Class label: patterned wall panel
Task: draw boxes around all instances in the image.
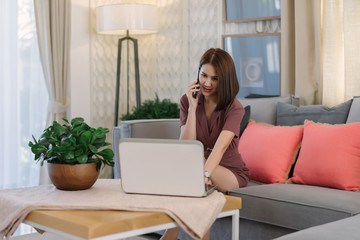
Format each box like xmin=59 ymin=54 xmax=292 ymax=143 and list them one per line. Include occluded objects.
xmin=188 ymin=0 xmax=221 ymax=85
xmin=154 ymin=0 xmax=185 ymax=101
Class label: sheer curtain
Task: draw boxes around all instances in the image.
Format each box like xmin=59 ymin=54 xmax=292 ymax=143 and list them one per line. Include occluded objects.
xmin=281 ymin=0 xmax=360 ymax=106
xmin=0 ymin=0 xmax=48 ymax=189
xmin=281 ymin=0 xmax=322 ymax=105
xmin=322 ymin=0 xmax=360 ymax=106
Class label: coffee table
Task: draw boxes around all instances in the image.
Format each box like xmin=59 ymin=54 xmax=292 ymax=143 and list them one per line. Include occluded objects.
xmin=23 ymin=195 xmax=241 ymax=240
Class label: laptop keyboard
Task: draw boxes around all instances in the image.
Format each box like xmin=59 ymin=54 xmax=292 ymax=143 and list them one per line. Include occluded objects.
xmin=205 ymin=184 xmax=216 ymax=192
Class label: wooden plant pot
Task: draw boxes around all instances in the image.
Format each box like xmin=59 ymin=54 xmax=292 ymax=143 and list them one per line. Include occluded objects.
xmin=47 ymin=162 xmax=99 ymax=190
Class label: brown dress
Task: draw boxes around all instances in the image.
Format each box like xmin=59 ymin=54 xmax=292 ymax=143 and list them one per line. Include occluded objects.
xmin=180 ymin=93 xmax=249 ymax=187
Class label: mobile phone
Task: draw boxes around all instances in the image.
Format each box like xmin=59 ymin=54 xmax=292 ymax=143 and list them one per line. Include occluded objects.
xmin=192 ymin=68 xmax=201 ymax=98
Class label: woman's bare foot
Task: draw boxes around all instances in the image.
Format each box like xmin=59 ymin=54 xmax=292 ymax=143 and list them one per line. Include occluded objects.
xmin=160 ymin=227 xmax=180 ymax=240
xmin=160 ymin=227 xmax=210 ymax=240
xmin=201 ymin=229 xmax=210 ymax=240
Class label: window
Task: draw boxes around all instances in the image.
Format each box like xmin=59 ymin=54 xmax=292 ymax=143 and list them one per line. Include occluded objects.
xmin=0 ymin=0 xmax=48 ymax=189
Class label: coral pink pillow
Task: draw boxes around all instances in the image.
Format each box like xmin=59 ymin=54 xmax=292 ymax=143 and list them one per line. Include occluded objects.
xmin=290 ymin=121 xmax=360 ymax=191
xmin=238 ymin=121 xmax=303 ymax=184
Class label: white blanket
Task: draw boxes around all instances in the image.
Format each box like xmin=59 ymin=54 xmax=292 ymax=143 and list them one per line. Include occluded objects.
xmin=0 ymin=179 xmax=226 ymax=240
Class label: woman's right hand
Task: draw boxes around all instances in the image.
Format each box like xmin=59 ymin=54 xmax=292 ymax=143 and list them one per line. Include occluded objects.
xmin=186 ymin=80 xmax=200 ymax=109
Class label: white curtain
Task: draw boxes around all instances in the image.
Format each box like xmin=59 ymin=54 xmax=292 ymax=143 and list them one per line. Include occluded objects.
xmin=33 ymin=0 xmax=71 ymax=184
xmin=281 ymin=0 xmax=360 ymax=106
xmin=322 ymin=0 xmax=360 ymax=106
xmin=0 ymin=0 xmax=48 ymax=189
xmin=281 ymin=0 xmax=322 ymax=105
xmin=33 ymin=0 xmax=71 ymax=125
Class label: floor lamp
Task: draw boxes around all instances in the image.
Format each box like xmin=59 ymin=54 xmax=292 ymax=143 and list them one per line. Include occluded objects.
xmin=96 ymin=3 xmax=157 ymax=126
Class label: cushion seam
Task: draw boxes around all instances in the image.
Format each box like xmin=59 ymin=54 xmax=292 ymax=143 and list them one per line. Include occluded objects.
xmin=230 ymin=192 xmax=360 ymax=214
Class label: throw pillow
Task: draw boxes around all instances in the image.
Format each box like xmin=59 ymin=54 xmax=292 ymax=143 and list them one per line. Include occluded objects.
xmin=239 ymin=105 xmax=250 ymax=137
xmin=239 ymin=96 xmax=299 ymax=125
xmin=238 ymin=121 xmax=303 ymax=184
xmin=276 ymin=100 xmax=353 ymax=126
xmin=289 ymin=121 xmax=360 ymax=191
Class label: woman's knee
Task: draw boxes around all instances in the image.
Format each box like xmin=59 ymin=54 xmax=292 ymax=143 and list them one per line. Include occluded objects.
xmin=211 ymin=167 xmax=239 ymax=192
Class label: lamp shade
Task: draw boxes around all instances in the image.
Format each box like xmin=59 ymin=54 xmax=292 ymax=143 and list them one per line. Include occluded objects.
xmin=96 ymin=3 xmax=157 ymax=35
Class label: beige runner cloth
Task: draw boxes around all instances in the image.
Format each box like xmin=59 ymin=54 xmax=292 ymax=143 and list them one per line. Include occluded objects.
xmin=0 ymin=179 xmax=225 ymax=240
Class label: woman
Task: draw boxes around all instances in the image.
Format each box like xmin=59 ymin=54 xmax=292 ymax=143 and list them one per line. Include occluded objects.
xmin=161 ymin=48 xmax=249 ymax=240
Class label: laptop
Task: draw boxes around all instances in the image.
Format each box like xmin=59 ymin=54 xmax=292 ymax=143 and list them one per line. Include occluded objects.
xmin=118 ymin=138 xmax=217 ymax=197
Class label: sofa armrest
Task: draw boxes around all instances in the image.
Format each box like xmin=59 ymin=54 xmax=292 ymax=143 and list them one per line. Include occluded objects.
xmin=112 ymin=119 xmax=181 ymax=178
xmin=346 ymin=96 xmax=360 ymax=123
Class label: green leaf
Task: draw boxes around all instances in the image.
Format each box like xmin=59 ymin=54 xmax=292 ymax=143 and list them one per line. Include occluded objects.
xmin=62 ymin=117 xmax=69 ymax=124
xmin=74 ymin=148 xmax=84 ymax=157
xmin=77 ymin=154 xmax=88 ymax=164
xmin=54 ymin=125 xmax=66 ymax=137
xmin=71 ymin=117 xmax=84 ymax=127
xmin=64 ymin=150 xmax=75 ymax=160
xmin=32 ymin=135 xmax=38 ymax=144
xmin=98 ymin=149 xmax=114 ymax=161
xmin=96 ymin=162 xmax=102 ymax=171
xmin=79 ymin=131 xmax=92 ymax=145
xmin=94 ymin=128 xmax=105 ymax=139
xmin=88 ymin=144 xmax=98 ymax=153
xmin=72 ymin=125 xmax=86 ymax=135
xmin=31 ymin=144 xmax=47 ymax=155
xmin=92 ymin=136 xmax=106 ymax=148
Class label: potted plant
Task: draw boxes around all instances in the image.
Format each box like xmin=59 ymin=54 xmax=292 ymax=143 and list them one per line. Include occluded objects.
xmin=28 ymin=117 xmax=114 ymax=190
xmin=121 ymin=94 xmax=180 ymax=120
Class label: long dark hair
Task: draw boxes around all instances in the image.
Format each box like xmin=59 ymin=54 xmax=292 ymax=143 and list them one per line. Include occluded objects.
xmin=198 ymin=48 xmax=239 ymax=111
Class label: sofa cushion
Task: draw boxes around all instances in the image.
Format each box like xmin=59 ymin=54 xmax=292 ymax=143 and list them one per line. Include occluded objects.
xmin=238 ymin=96 xmax=299 ymax=125
xmin=346 ymin=96 xmax=360 ymax=123
xmin=276 ymin=100 xmax=352 ymax=126
xmin=229 ymin=183 xmax=360 ymax=231
xmin=274 ymin=214 xmax=360 ymax=240
xmin=238 ymin=121 xmax=303 ymax=184
xmin=289 ymin=121 xmax=360 ymax=191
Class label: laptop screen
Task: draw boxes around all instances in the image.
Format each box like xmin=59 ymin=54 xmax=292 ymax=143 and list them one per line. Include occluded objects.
xmin=119 ymin=138 xmax=207 ymax=197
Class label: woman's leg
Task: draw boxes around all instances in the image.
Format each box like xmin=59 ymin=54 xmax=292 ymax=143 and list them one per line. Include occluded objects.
xmin=211 ymin=165 xmax=239 ymax=193
xmin=161 ymin=227 xmax=210 ymax=240
xmin=202 ymin=229 xmax=210 ymax=240
xmin=161 ymin=166 xmax=236 ymax=239
xmin=160 ymin=227 xmax=180 ymax=240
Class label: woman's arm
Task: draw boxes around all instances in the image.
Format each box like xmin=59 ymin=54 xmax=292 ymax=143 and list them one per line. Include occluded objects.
xmin=180 ymin=108 xmax=197 ymax=140
xmin=180 ymin=81 xmax=200 ymax=140
xmin=204 ymin=130 xmax=235 ymax=174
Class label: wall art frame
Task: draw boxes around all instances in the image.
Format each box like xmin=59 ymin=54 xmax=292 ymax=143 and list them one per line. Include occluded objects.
xmin=223 ymin=0 xmax=281 ymax=23
xmin=222 ymin=33 xmax=281 ymax=98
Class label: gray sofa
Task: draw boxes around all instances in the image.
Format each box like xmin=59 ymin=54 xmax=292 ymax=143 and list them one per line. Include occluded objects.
xmin=112 ymin=96 xmax=360 ymax=240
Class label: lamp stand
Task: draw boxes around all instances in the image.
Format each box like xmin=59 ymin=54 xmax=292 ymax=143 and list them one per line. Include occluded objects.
xmin=114 ymin=30 xmax=141 ymax=126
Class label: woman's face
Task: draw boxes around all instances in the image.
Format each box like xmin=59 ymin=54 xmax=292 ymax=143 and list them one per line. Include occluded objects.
xmin=199 ymin=63 xmax=218 ymax=98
